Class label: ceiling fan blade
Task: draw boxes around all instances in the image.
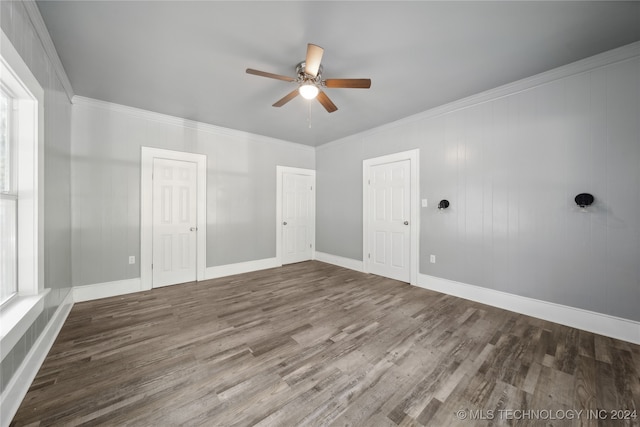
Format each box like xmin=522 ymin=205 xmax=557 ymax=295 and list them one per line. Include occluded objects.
xmin=305 ymin=44 xmax=324 ymax=77
xmin=246 ymin=68 xmax=295 ymax=82
xmin=317 ymin=90 xmax=338 ymax=113
xmin=272 ymin=89 xmax=300 ymax=107
xmin=324 ymin=78 xmax=371 ymax=89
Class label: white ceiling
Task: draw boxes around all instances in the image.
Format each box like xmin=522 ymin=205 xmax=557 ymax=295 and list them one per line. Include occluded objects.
xmin=37 ymin=1 xmax=640 ymax=146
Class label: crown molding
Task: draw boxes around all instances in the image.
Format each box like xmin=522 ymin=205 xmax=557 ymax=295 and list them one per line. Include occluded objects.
xmin=21 ymin=0 xmax=74 ymax=102
xmin=72 ymin=96 xmax=315 ymax=153
xmin=318 ymin=41 xmax=640 ymax=151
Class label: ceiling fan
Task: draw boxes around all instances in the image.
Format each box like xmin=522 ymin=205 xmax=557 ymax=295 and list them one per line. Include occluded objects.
xmin=246 ymin=43 xmax=371 ymax=113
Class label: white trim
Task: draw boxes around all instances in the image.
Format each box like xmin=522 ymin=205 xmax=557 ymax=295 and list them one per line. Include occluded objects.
xmin=73 ymin=96 xmax=314 ymax=153
xmin=363 ymin=149 xmax=419 ymax=286
xmin=417 ymin=274 xmax=640 ymax=345
xmin=0 ymin=29 xmax=43 ymax=126
xmin=317 ymin=41 xmax=640 ymax=152
xmin=0 ymin=290 xmax=74 ymax=427
xmin=73 ymin=278 xmax=142 ymax=303
xmin=205 ymin=258 xmax=280 ymax=280
xmin=140 ymin=147 xmax=207 ymax=291
xmin=276 ymin=166 xmax=316 ymax=265
xmin=0 ymin=289 xmax=49 ymax=362
xmin=21 ymin=0 xmax=74 ymax=102
xmin=314 ymin=252 xmax=364 ymax=273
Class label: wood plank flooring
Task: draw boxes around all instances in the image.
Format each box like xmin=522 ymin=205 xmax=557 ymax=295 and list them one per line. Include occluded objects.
xmin=11 ymin=261 xmax=640 ymax=426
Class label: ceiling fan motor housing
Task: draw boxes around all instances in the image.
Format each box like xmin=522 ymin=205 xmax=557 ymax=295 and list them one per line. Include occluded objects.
xmin=296 ymin=62 xmax=323 ymax=85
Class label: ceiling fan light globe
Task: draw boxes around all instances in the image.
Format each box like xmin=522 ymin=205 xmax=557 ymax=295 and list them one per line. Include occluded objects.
xmin=299 ymin=83 xmax=319 ymax=100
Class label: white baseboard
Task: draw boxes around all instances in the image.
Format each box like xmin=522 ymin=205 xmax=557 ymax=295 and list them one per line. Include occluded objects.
xmin=73 ymin=259 xmax=282 ymax=303
xmin=205 ymin=257 xmax=280 ymax=280
xmin=73 ymin=278 xmax=142 ymax=303
xmin=314 ymin=252 xmax=364 ymax=272
xmin=312 ymin=251 xmax=639 ymax=344
xmin=70 ymin=259 xmax=639 ymax=344
xmin=0 ymin=290 xmax=74 ymax=427
xmin=417 ymin=274 xmax=640 ymax=345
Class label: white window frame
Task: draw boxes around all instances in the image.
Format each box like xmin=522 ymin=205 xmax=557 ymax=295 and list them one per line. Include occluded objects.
xmin=1 ymin=84 xmax=18 ymax=305
xmin=0 ymin=84 xmax=16 ymax=193
xmin=0 ymin=28 xmax=46 ymax=363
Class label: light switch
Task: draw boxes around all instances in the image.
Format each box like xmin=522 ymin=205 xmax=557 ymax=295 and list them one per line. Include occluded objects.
xmin=129 ymin=256 xmax=135 ymax=265
xmin=421 ymin=199 xmax=428 ymax=208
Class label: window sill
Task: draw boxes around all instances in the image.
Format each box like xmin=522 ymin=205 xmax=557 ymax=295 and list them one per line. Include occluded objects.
xmin=0 ymin=289 xmax=49 ymax=362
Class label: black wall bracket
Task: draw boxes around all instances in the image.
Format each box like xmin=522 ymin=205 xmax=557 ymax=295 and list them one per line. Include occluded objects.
xmin=574 ymin=193 xmax=594 ymax=208
xmin=438 ymin=199 xmax=450 ymax=210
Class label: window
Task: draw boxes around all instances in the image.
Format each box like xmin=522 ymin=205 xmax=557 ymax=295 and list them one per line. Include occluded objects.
xmin=1 ymin=27 xmax=45 ymax=364
xmin=0 ymin=26 xmax=44 ymax=308
xmin=0 ymin=85 xmax=17 ymax=305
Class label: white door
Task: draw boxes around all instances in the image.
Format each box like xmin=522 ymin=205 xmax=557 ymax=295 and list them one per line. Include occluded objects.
xmin=152 ymin=158 xmax=198 ymax=287
xmin=282 ymin=172 xmax=314 ymax=264
xmin=367 ymin=159 xmax=411 ymax=282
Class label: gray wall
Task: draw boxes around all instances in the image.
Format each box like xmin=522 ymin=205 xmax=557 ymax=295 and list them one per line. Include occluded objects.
xmin=0 ymin=1 xmax=73 ymax=391
xmin=317 ymin=50 xmax=640 ymax=322
xmin=71 ymin=99 xmax=315 ymax=286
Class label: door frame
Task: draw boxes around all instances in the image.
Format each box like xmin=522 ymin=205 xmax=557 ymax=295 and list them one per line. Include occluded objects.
xmin=276 ymin=166 xmax=316 ymax=265
xmin=141 ymin=147 xmax=207 ymax=290
xmin=363 ymin=149 xmax=419 ymax=285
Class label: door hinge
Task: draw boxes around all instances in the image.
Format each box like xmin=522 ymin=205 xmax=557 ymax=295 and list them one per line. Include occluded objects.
xmin=368 ymin=179 xmax=371 ymax=185
xmin=310 ymin=243 xmax=312 ymax=248
xmin=368 ymin=253 xmax=371 ymax=259
xmin=310 ymin=185 xmax=313 ymax=190
xmin=151 ymin=264 xmax=153 ymax=269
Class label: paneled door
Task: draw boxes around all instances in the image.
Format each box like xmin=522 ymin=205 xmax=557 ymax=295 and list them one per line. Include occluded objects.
xmin=281 ymin=171 xmax=315 ymax=264
xmin=152 ymin=158 xmax=197 ymax=287
xmin=367 ymin=159 xmax=411 ymax=282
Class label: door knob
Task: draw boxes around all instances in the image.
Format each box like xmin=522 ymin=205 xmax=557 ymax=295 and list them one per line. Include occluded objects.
xmin=283 ymin=222 xmax=287 ymax=225
xmin=190 ymin=227 xmax=197 ymax=231
xmin=404 ymin=221 xmax=409 ymax=225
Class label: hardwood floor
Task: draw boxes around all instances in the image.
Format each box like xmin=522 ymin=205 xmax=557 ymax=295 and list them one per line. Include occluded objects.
xmin=11 ymin=261 xmax=640 ymax=426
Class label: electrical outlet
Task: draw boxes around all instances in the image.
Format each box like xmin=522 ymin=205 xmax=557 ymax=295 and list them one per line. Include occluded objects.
xmin=430 ymin=255 xmax=436 ymax=264
xmin=128 ymin=256 xmax=135 ymax=265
